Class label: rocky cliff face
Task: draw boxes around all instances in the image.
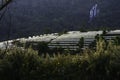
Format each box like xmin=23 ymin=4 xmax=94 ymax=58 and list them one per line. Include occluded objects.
xmin=0 ymin=0 xmax=120 ymax=41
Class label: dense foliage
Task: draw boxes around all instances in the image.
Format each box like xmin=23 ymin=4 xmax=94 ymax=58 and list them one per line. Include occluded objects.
xmin=0 ymin=39 xmax=120 ymax=80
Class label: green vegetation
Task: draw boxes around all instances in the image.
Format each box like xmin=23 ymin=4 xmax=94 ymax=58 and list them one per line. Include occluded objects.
xmin=77 ymin=37 xmax=84 ymax=52
xmin=0 ymin=39 xmax=120 ymax=80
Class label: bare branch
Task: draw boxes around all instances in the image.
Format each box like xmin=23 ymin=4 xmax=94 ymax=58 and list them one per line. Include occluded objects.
xmin=0 ymin=0 xmax=12 ymax=11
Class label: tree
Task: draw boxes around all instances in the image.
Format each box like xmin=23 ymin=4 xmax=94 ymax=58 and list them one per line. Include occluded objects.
xmin=102 ymin=30 xmax=107 ymax=35
xmin=77 ymin=37 xmax=84 ymax=51
xmin=114 ymin=36 xmax=120 ymax=45
xmin=0 ymin=0 xmax=12 ymax=11
xmin=37 ymin=42 xmax=49 ymax=54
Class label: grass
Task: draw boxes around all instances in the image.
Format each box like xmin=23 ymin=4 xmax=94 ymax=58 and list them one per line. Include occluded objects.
xmin=0 ymin=39 xmax=120 ymax=80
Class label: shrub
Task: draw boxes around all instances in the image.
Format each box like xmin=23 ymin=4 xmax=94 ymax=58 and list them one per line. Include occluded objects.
xmin=0 ymin=39 xmax=120 ymax=80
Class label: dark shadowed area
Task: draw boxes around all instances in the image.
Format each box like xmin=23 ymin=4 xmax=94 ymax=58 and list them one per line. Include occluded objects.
xmin=0 ymin=0 xmax=120 ymax=41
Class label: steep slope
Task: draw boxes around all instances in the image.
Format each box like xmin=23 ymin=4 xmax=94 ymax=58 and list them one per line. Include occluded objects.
xmin=91 ymin=0 xmax=120 ymax=28
xmin=0 ymin=0 xmax=120 ymax=41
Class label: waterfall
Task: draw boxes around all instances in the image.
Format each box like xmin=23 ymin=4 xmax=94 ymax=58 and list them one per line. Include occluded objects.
xmin=89 ymin=3 xmax=99 ymax=22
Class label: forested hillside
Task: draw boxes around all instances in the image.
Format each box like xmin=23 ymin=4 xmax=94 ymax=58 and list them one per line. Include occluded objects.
xmin=0 ymin=0 xmax=120 ymax=41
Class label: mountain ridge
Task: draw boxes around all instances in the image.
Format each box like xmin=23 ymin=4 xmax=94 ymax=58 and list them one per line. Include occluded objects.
xmin=0 ymin=0 xmax=120 ymax=41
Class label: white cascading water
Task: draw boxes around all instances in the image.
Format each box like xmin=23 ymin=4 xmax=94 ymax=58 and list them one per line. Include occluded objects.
xmin=89 ymin=3 xmax=99 ymax=22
